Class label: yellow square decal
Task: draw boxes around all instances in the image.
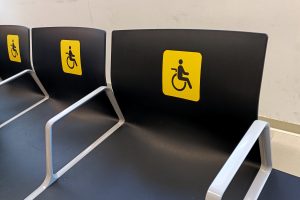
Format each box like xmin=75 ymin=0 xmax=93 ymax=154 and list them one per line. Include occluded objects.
xmin=7 ymin=34 xmax=21 ymax=63
xmin=162 ymin=50 xmax=202 ymax=102
xmin=60 ymin=40 xmax=82 ymax=76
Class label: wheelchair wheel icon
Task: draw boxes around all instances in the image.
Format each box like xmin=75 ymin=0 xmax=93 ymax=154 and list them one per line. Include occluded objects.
xmin=66 ymin=56 xmax=76 ymax=69
xmin=11 ymin=48 xmax=18 ymax=58
xmin=171 ymin=68 xmax=187 ymax=91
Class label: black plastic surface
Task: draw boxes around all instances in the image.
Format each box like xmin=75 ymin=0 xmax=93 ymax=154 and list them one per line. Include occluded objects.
xmin=111 ymin=29 xmax=268 ymax=159
xmin=259 ymin=169 xmax=300 ymax=200
xmin=0 ymin=74 xmax=44 ymax=124
xmin=0 ymin=27 xmax=111 ymax=200
xmin=0 ymin=25 xmax=31 ymax=79
xmin=0 ymin=98 xmax=117 ymax=200
xmin=0 ymin=25 xmax=44 ymax=125
xmin=32 ymin=27 xmax=106 ymax=102
xmin=37 ymin=120 xmax=259 ymax=200
xmin=37 ymin=29 xmax=268 ymax=199
xmin=2 ymin=29 xmax=299 ymax=200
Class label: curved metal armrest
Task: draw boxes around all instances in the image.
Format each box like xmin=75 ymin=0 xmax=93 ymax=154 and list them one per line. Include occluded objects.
xmin=26 ymin=86 xmax=124 ymax=200
xmin=205 ymin=120 xmax=272 ymax=200
xmin=0 ymin=69 xmax=49 ymax=128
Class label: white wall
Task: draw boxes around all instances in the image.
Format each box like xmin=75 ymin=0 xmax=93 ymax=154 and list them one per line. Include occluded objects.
xmin=1 ymin=0 xmax=300 ymax=124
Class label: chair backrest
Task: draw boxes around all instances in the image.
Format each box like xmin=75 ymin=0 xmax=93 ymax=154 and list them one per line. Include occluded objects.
xmin=0 ymin=25 xmax=31 ymax=79
xmin=111 ymin=29 xmax=268 ymax=138
xmin=32 ymin=27 xmax=106 ymax=102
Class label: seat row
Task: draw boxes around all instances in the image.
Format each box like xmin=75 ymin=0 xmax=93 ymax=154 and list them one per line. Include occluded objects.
xmin=0 ymin=25 xmax=299 ymax=200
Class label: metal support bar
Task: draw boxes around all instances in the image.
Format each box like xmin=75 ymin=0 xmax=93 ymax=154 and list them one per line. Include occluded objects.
xmin=0 ymin=69 xmax=49 ymax=128
xmin=205 ymin=120 xmax=272 ymax=200
xmin=25 ymin=86 xmax=125 ymax=200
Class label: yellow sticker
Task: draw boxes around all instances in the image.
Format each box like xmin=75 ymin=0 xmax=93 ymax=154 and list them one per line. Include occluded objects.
xmin=162 ymin=50 xmax=202 ymax=102
xmin=7 ymin=34 xmax=21 ymax=63
xmin=60 ymin=40 xmax=82 ymax=76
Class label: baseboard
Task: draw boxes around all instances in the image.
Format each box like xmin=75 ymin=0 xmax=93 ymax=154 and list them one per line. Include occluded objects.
xmin=270 ymin=128 xmax=300 ymax=177
xmin=259 ymin=116 xmax=300 ymax=135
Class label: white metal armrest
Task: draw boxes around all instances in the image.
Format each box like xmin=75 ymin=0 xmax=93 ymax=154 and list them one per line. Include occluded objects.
xmin=205 ymin=120 xmax=272 ymax=200
xmin=26 ymin=86 xmax=124 ymax=200
xmin=0 ymin=69 xmax=49 ymax=128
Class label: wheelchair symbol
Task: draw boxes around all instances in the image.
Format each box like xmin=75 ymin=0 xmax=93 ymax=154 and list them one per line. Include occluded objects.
xmin=10 ymin=40 xmax=19 ymax=58
xmin=171 ymin=59 xmax=192 ymax=91
xmin=66 ymin=46 xmax=78 ymax=69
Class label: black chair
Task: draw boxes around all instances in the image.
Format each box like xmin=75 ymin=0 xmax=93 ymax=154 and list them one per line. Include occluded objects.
xmin=32 ymin=30 xmax=299 ymax=200
xmin=0 ymin=27 xmax=122 ymax=200
xmin=0 ymin=25 xmax=48 ymax=127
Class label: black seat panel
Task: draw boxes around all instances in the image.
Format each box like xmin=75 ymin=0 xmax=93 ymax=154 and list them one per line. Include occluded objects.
xmin=36 ymin=29 xmax=268 ymax=199
xmin=37 ymin=120 xmax=259 ymax=200
xmin=0 ymin=97 xmax=117 ymax=200
xmin=0 ymin=74 xmax=44 ymax=124
xmin=0 ymin=25 xmax=31 ymax=79
xmin=0 ymin=27 xmax=111 ymax=199
xmin=32 ymin=27 xmax=106 ymax=102
xmin=258 ymin=169 xmax=300 ymax=200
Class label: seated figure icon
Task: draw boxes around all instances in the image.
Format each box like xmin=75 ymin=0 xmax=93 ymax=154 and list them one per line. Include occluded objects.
xmin=171 ymin=59 xmax=192 ymax=91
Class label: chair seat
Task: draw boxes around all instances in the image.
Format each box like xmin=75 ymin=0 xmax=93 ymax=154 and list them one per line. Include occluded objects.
xmin=0 ymin=96 xmax=117 ymax=200
xmin=0 ymin=75 xmax=44 ymax=124
xmin=258 ymin=169 xmax=300 ymax=200
xmin=36 ymin=121 xmax=260 ymax=200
